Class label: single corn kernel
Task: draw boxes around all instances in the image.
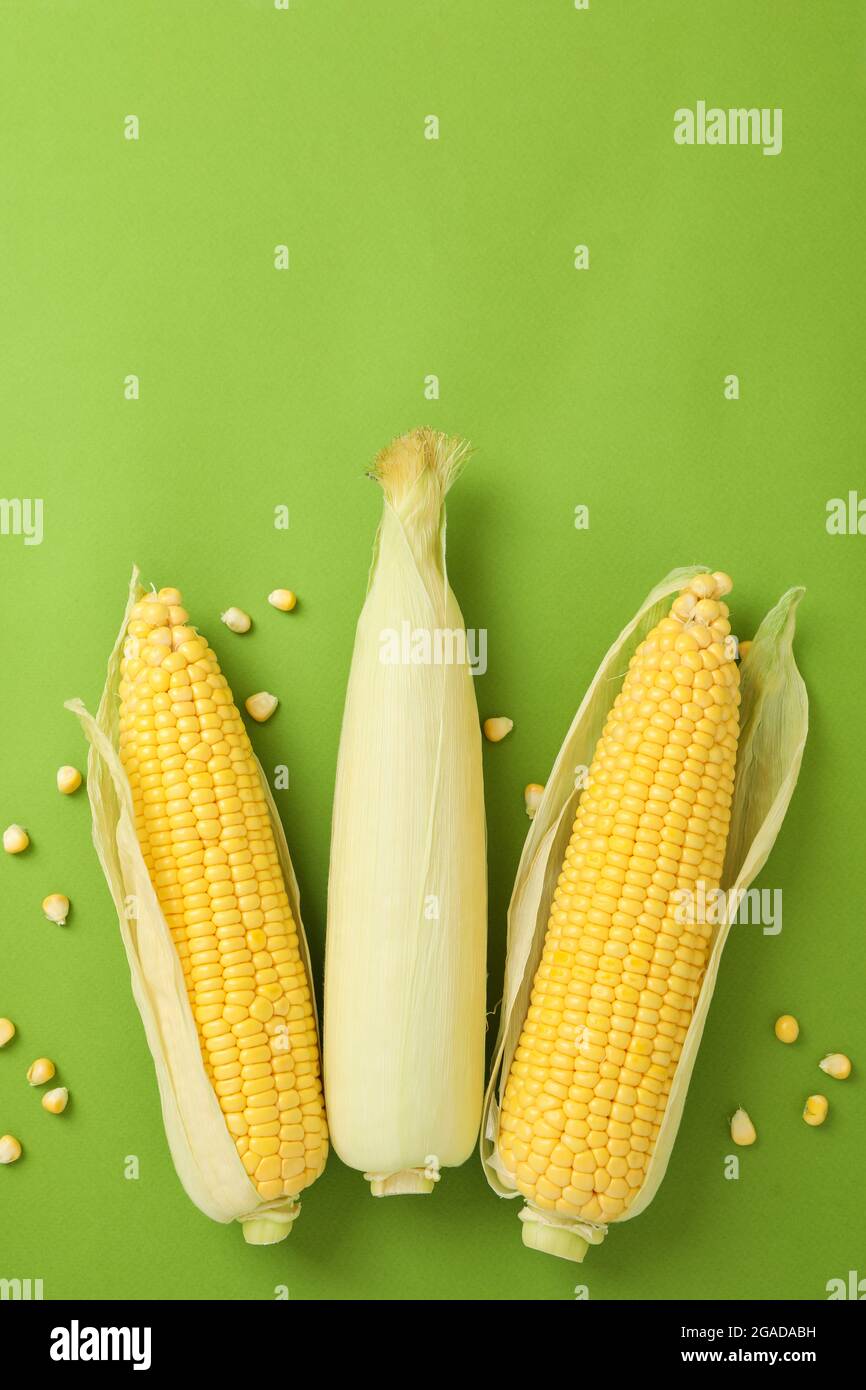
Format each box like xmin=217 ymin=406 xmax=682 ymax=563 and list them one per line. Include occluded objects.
xmin=688 ymin=574 xmax=717 ymax=600
xmin=712 ymin=572 xmax=733 ymax=597
xmin=819 ymin=1053 xmax=852 ymax=1081
xmin=730 ymin=1107 xmax=757 ymax=1146
xmin=245 ymin=692 xmax=279 ymax=723
xmin=774 ymin=1014 xmax=799 ymax=1044
xmin=672 ymin=592 xmax=697 ymax=621
xmin=3 ymin=824 xmax=30 ymax=854
xmin=694 ymin=598 xmax=721 ymax=624
xmin=42 ymin=1086 xmax=69 ymax=1114
xmin=221 ymin=607 xmax=252 ymax=635
xmin=0 ymin=1018 xmax=16 ymax=1047
xmin=268 ymin=589 xmax=297 ymax=612
xmin=56 ymin=766 xmax=83 ymax=795
xmin=42 ymin=894 xmax=70 ymax=926
xmin=524 ymin=783 xmax=544 ymax=820
xmin=738 ymin=640 xmax=752 ymax=660
xmin=803 ymin=1094 xmax=828 ymax=1126
xmin=483 ymin=716 xmax=513 ymax=743
xmin=27 ymin=1057 xmax=56 ymax=1086
xmin=0 ymin=1135 xmax=22 ymax=1165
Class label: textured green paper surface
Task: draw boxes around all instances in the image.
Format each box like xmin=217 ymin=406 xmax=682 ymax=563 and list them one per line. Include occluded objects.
xmin=0 ymin=0 xmax=863 ymax=1301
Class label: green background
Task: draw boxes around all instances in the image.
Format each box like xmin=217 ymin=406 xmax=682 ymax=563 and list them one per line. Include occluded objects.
xmin=1 ymin=0 xmax=863 ymax=1302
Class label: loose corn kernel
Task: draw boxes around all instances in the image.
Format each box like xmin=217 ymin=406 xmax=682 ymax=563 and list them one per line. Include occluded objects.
xmin=57 ymin=765 xmax=83 ymax=795
xmin=483 ymin=716 xmax=513 ymax=743
xmin=42 ymin=894 xmax=70 ymax=926
xmin=27 ymin=1057 xmax=56 ymax=1086
xmin=0 ymin=1018 xmax=15 ymax=1047
xmin=42 ymin=1086 xmax=69 ymax=1114
xmin=524 ymin=783 xmax=545 ymax=820
xmin=0 ymin=1135 xmax=22 ymax=1164
xmin=803 ymin=1094 xmax=828 ymax=1126
xmin=221 ymin=607 xmax=252 ymax=635
xmin=244 ymin=692 xmax=278 ymax=723
xmin=268 ymin=589 xmax=297 ymax=612
xmin=774 ymin=1014 xmax=799 ymax=1044
xmin=3 ymin=824 xmax=30 ymax=854
xmin=730 ymin=1107 xmax=756 ymax=1146
xmin=819 ymin=1053 xmax=851 ymax=1081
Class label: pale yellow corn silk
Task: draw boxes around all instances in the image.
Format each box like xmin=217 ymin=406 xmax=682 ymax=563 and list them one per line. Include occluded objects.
xmin=483 ymin=564 xmax=811 ymax=1262
xmin=324 ymin=428 xmax=487 ymax=1194
xmin=67 ymin=568 xmax=327 ymax=1245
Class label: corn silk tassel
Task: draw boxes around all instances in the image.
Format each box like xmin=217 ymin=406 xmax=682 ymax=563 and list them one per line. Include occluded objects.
xmin=482 ymin=567 xmax=808 ymax=1261
xmin=325 ymin=429 xmax=487 ymax=1194
xmin=67 ymin=570 xmax=327 ymax=1244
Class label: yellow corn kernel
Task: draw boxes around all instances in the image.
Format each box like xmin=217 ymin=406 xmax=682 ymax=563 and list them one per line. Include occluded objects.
xmin=42 ymin=1086 xmax=69 ymax=1114
xmin=244 ymin=692 xmax=278 ymax=723
xmin=803 ymin=1094 xmax=828 ymax=1126
xmin=0 ymin=1135 xmax=22 ymax=1164
xmin=267 ymin=589 xmax=297 ymax=612
xmin=220 ymin=607 xmax=252 ymax=635
xmin=0 ymin=1018 xmax=15 ymax=1047
xmin=730 ymin=1107 xmax=756 ymax=1146
xmin=27 ymin=1057 xmax=56 ymax=1086
xmin=483 ymin=716 xmax=513 ymax=743
xmin=42 ymin=894 xmax=70 ymax=925
xmin=57 ymin=766 xmax=83 ymax=795
xmin=774 ymin=1014 xmax=799 ymax=1044
xmin=3 ymin=824 xmax=29 ymax=854
xmin=819 ymin=1053 xmax=852 ymax=1081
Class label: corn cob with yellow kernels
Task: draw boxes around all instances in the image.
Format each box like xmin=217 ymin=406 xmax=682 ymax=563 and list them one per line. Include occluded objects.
xmin=118 ymin=587 xmax=327 ymax=1205
xmin=498 ymin=572 xmax=739 ymax=1226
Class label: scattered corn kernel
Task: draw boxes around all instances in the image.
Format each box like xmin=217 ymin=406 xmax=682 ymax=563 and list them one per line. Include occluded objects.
xmin=56 ymin=765 xmax=83 ymax=795
xmin=42 ymin=1086 xmax=69 ymax=1114
xmin=738 ymin=640 xmax=752 ymax=660
xmin=819 ymin=1053 xmax=852 ymax=1081
xmin=268 ymin=589 xmax=297 ymax=612
xmin=27 ymin=1057 xmax=56 ymax=1086
xmin=42 ymin=894 xmax=70 ymax=926
xmin=0 ymin=1018 xmax=16 ymax=1047
xmin=3 ymin=824 xmax=30 ymax=854
xmin=524 ymin=783 xmax=544 ymax=820
xmin=483 ymin=716 xmax=513 ymax=743
xmin=245 ymin=692 xmax=279 ymax=723
xmin=774 ymin=1014 xmax=799 ymax=1044
xmin=803 ymin=1094 xmax=828 ymax=1126
xmin=220 ymin=607 xmax=252 ymax=634
xmin=730 ymin=1107 xmax=757 ymax=1146
xmin=0 ymin=1135 xmax=22 ymax=1165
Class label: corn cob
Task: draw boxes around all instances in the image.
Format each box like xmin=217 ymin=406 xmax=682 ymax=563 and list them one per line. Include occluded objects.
xmin=117 ymin=587 xmax=327 ymax=1207
xmin=498 ymin=572 xmax=738 ymax=1228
